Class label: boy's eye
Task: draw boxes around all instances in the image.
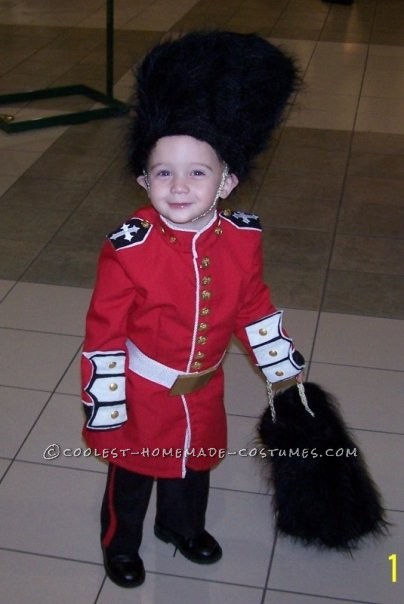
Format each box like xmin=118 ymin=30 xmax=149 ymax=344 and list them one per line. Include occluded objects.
xmin=191 ymin=170 xmax=205 ymax=176
xmin=156 ymin=170 xmax=171 ymax=177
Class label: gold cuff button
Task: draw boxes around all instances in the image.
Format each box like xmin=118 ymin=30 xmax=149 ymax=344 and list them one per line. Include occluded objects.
xmin=111 ymin=410 xmax=119 ymax=419
xmin=275 ymin=370 xmax=284 ymax=377
xmin=108 ymin=361 xmax=117 ymax=369
xmin=269 ymin=350 xmax=278 ymax=357
xmin=259 ymin=328 xmax=268 ymax=336
xmin=109 ymin=383 xmax=118 ymax=391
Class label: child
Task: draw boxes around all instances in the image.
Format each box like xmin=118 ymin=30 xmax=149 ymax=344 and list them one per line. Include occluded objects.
xmin=81 ymin=31 xmax=303 ymax=588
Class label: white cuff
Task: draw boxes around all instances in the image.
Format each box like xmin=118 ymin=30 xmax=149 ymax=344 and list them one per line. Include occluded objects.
xmin=245 ymin=311 xmax=304 ymax=383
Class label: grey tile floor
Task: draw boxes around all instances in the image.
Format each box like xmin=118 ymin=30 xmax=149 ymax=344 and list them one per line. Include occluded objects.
xmin=0 ymin=1 xmax=403 ymax=603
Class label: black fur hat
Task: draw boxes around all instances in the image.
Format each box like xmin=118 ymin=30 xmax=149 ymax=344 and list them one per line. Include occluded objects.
xmin=128 ymin=31 xmax=299 ymax=179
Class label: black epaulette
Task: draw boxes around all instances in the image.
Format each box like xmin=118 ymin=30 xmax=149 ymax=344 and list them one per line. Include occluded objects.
xmin=108 ymin=218 xmax=152 ymax=250
xmin=220 ymin=209 xmax=262 ymax=230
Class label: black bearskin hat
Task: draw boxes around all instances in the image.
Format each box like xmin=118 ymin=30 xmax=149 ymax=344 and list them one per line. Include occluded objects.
xmin=128 ymin=31 xmax=299 ymax=179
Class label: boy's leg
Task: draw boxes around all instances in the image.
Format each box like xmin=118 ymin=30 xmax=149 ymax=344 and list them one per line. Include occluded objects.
xmin=101 ymin=463 xmax=154 ymax=587
xmin=154 ymin=468 xmax=222 ymax=564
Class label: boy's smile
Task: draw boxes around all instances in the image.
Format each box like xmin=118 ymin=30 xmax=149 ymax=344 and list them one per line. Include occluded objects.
xmin=137 ymin=135 xmax=238 ymax=230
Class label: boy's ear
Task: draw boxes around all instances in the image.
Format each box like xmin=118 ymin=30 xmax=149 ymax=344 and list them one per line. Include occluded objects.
xmin=137 ymin=174 xmax=148 ymax=192
xmin=219 ymin=173 xmax=239 ymax=199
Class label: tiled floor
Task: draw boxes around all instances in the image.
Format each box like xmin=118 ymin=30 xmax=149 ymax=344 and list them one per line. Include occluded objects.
xmin=0 ymin=0 xmax=403 ymax=603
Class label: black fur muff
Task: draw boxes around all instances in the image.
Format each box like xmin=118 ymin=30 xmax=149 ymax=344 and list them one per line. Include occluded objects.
xmin=258 ymin=382 xmax=389 ymax=550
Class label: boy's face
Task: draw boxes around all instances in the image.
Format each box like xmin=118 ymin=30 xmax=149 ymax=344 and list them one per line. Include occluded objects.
xmin=137 ymin=135 xmax=238 ymax=230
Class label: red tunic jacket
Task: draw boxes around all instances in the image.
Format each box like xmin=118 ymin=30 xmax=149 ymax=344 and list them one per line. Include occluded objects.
xmin=81 ymin=206 xmax=303 ymax=477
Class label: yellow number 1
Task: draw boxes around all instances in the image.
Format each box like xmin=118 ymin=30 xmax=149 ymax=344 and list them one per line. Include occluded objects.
xmin=388 ymin=554 xmax=398 ymax=583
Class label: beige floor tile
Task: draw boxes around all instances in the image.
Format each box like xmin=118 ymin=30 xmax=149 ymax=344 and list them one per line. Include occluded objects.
xmin=331 ymin=234 xmax=404 ymax=275
xmin=0 ymin=387 xmax=49 ymax=458
xmin=224 ymin=352 xmax=267 ymax=418
xmin=354 ymin=429 xmax=404 ymax=511
xmin=0 ymin=148 xmax=43 ymax=176
xmin=0 ymin=279 xmax=14 ymax=299
xmin=269 ymin=510 xmax=401 ymax=603
xmin=0 ymin=328 xmax=82 ymax=390
xmin=0 ymin=459 xmax=11 ymax=479
xmin=99 ymin=572 xmax=263 ymax=604
xmin=356 ymin=97 xmax=404 ymax=135
xmin=265 ymin=264 xmax=326 ymax=310
xmin=56 ymin=349 xmax=81 ymax=395
xmin=0 ymin=282 xmax=91 ymax=335
xmin=0 ymin=550 xmax=105 ymax=604
xmin=287 ymin=92 xmax=358 ymax=130
xmin=313 ymin=313 xmax=404 ymax=370
xmin=211 ymin=414 xmax=270 ymax=494
xmin=264 ymin=593 xmax=366 ymax=604
xmin=17 ymin=392 xmax=106 ymax=473
xmin=337 ymin=201 xmax=404 ymax=237
xmin=323 ymin=270 xmax=404 ymax=319
xmin=0 ymin=461 xmax=105 ymax=563
xmin=0 ymin=238 xmax=45 ymax=280
xmin=21 ymin=243 xmax=99 ymax=288
xmin=308 ymin=363 xmax=404 ymax=434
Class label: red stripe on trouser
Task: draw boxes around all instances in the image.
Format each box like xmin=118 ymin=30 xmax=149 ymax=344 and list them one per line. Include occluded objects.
xmin=102 ymin=464 xmax=117 ymax=548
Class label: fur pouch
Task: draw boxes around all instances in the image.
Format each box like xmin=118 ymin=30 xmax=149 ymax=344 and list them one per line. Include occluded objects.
xmin=258 ymin=382 xmax=389 ymax=550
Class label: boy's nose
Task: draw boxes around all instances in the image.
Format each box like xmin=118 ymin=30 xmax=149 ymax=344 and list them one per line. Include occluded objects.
xmin=171 ymin=176 xmax=189 ymax=193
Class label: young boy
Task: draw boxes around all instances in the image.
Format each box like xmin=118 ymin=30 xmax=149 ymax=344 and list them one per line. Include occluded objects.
xmin=81 ymin=31 xmax=303 ymax=588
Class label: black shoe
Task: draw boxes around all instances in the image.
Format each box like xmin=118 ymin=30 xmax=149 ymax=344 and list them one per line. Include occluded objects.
xmin=154 ymin=522 xmax=222 ymax=564
xmin=102 ymin=549 xmax=145 ymax=588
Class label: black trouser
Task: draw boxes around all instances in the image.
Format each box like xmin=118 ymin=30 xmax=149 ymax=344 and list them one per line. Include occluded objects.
xmin=101 ymin=464 xmax=210 ymax=556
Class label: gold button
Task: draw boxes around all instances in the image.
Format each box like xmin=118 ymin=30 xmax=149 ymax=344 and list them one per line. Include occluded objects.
xmin=215 ymin=227 xmax=223 ymax=235
xmin=269 ymin=350 xmax=278 ymax=357
xmin=200 ymin=307 xmax=210 ymax=316
xmin=170 ymin=236 xmax=177 ymax=243
xmin=259 ymin=328 xmax=268 ymax=336
xmin=141 ymin=220 xmax=150 ymax=228
xmin=109 ymin=383 xmax=118 ymax=391
xmin=108 ymin=361 xmax=117 ymax=369
xmin=197 ymin=336 xmax=207 ymax=345
xmin=198 ymin=322 xmax=208 ymax=331
xmin=223 ymin=209 xmax=231 ymax=217
xmin=192 ymin=361 xmax=203 ymax=370
xmin=111 ymin=410 xmax=119 ymax=419
xmin=195 ymin=351 xmax=205 ymax=359
xmin=275 ymin=370 xmax=284 ymax=377
xmin=200 ymin=257 xmax=210 ymax=268
xmin=201 ymin=290 xmax=211 ymax=300
xmin=202 ymin=276 xmax=211 ymax=285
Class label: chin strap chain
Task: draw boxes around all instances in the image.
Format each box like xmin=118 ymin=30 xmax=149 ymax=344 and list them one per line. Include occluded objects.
xmin=266 ymin=380 xmax=315 ymax=423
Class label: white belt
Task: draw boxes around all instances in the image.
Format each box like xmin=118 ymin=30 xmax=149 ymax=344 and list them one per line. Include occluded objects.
xmin=126 ymin=339 xmax=223 ymax=396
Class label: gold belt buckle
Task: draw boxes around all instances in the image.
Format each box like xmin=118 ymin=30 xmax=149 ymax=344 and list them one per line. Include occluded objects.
xmin=169 ymin=367 xmax=217 ymax=396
